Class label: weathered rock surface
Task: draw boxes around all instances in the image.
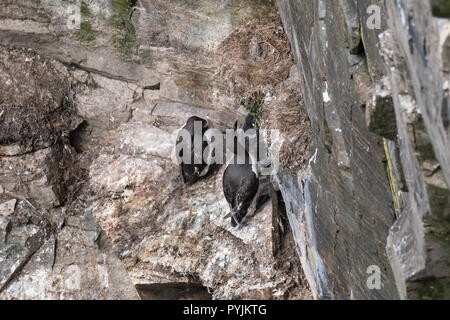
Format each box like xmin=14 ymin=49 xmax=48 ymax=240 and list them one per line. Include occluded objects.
xmin=381 ymin=1 xmax=450 ymax=299
xmin=81 ymin=0 xmax=309 ymax=299
xmin=0 ymin=0 xmax=310 ymax=300
xmin=1 ymin=212 xmax=139 ymax=300
xmin=0 ymin=47 xmax=138 ymax=299
xmin=277 ymin=0 xmax=399 ymax=299
xmin=1 ymin=0 xmax=448 ymax=300
xmin=276 ymin=0 xmax=450 ymax=299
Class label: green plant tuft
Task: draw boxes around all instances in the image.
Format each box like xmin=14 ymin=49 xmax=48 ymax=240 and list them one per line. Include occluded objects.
xmin=75 ymin=21 xmax=96 ymax=47
xmin=111 ymin=0 xmax=139 ymax=61
xmin=240 ymin=97 xmax=263 ymax=124
xmin=80 ymin=1 xmax=91 ymax=17
xmin=112 ymin=0 xmax=135 ymax=15
xmin=430 ymin=0 xmax=450 ymax=18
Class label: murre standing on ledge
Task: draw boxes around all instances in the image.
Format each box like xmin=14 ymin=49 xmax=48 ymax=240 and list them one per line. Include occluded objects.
xmin=176 ymin=116 xmax=213 ymax=185
xmin=223 ymin=114 xmax=265 ymax=227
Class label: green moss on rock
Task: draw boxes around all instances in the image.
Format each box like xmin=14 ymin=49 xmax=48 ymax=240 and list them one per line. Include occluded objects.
xmin=73 ymin=2 xmax=96 ymax=49
xmin=240 ymin=97 xmax=263 ymax=124
xmin=417 ymin=276 xmax=450 ymax=300
xmin=430 ymin=0 xmax=450 ymax=18
xmin=425 ymin=218 xmax=450 ymax=248
xmin=111 ymin=0 xmax=139 ymax=61
xmin=75 ymin=21 xmax=96 ymax=48
xmin=80 ymin=1 xmax=92 ymax=17
xmin=112 ymin=0 xmax=135 ymax=15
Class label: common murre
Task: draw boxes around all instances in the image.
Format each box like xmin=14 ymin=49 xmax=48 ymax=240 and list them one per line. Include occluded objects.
xmin=176 ymin=116 xmax=213 ymax=185
xmin=222 ymin=114 xmax=266 ymax=227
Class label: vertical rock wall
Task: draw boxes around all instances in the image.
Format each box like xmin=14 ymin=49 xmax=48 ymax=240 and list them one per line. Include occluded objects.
xmin=382 ymin=0 xmax=450 ymax=300
xmin=276 ymin=0 xmax=398 ymax=300
xmin=276 ymin=0 xmax=449 ymax=299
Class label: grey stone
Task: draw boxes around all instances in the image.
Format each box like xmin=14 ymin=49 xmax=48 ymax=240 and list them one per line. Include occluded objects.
xmin=0 ymin=199 xmax=16 ymax=217
xmin=0 ymin=44 xmax=139 ymax=299
xmin=381 ymin=0 xmax=450 ymax=299
xmin=0 ymin=224 xmax=46 ymax=291
xmin=0 ymin=216 xmax=10 ymax=244
xmin=276 ymin=0 xmax=399 ymax=299
xmin=0 ymin=212 xmax=139 ymax=300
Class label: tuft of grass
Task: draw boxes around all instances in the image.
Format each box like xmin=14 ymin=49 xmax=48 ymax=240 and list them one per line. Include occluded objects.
xmin=111 ymin=0 xmax=139 ymax=61
xmin=74 ymin=2 xmax=96 ymax=48
xmin=80 ymin=1 xmax=92 ymax=17
xmin=240 ymin=97 xmax=263 ymax=124
xmin=75 ymin=21 xmax=96 ymax=48
xmin=112 ymin=0 xmax=135 ymax=15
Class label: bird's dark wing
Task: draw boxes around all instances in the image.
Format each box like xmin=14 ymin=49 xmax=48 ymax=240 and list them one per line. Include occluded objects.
xmin=223 ymin=167 xmax=236 ymax=207
xmin=236 ymin=171 xmax=258 ymax=211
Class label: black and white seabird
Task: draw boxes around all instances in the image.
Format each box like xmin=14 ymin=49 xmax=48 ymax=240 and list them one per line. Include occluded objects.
xmin=242 ymin=113 xmax=258 ymax=132
xmin=223 ymin=159 xmax=259 ymax=227
xmin=176 ymin=116 xmax=213 ymax=185
xmin=223 ymin=114 xmax=267 ymax=227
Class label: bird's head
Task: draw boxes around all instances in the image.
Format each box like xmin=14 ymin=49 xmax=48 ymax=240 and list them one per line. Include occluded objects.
xmin=181 ymin=164 xmax=203 ymax=185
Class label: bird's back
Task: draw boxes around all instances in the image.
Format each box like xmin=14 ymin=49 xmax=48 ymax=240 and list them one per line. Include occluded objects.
xmin=223 ymin=162 xmax=258 ymax=207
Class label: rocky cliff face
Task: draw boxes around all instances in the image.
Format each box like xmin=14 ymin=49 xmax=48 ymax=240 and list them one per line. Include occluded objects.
xmin=0 ymin=0 xmax=448 ymax=300
xmin=0 ymin=0 xmax=310 ymax=300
